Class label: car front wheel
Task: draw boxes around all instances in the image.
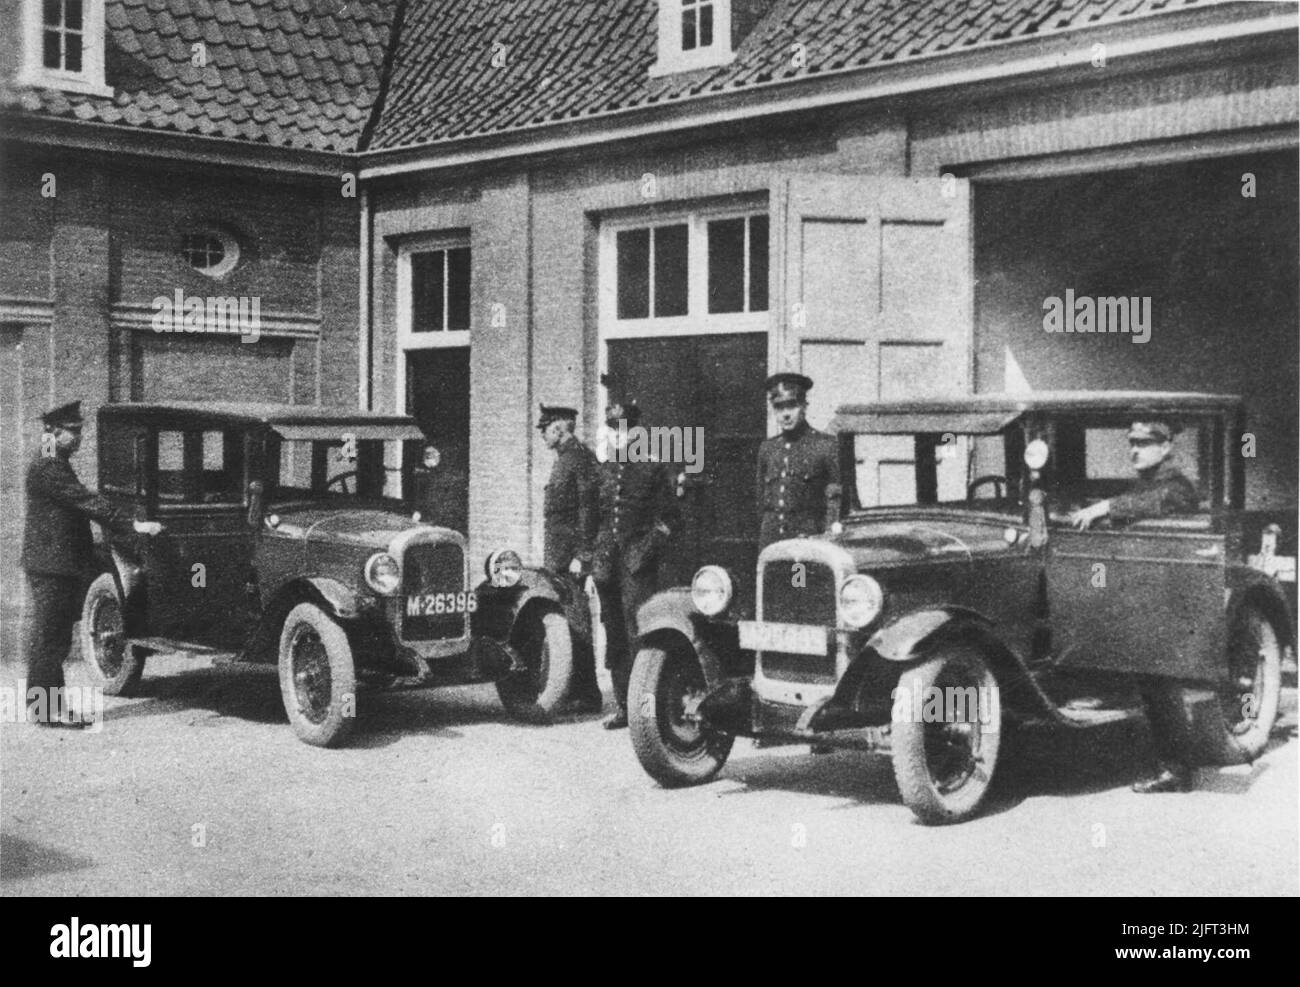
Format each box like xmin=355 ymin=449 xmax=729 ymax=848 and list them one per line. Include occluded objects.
xmin=891 ymin=646 xmax=1002 ymax=825
xmin=277 ymin=603 xmax=357 ymax=747
xmin=1146 ymin=604 xmax=1281 ymax=766
xmin=79 ymin=573 xmax=147 ymax=695
xmin=628 ymin=644 xmax=733 ymax=787
xmin=497 ymin=611 xmax=574 ymax=719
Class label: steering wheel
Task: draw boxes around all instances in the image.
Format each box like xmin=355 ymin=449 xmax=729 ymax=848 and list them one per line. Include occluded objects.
xmin=967 ymin=474 xmax=1008 ymax=501
xmin=326 ymin=471 xmax=357 ymax=494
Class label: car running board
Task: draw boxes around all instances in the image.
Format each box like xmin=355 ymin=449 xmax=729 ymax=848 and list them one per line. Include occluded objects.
xmin=1050 ymin=704 xmax=1142 ymax=727
xmin=128 ymin=636 xmax=223 ymax=656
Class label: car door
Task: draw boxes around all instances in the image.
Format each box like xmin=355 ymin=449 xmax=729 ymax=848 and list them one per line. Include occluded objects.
xmin=141 ymin=427 xmax=258 ymax=650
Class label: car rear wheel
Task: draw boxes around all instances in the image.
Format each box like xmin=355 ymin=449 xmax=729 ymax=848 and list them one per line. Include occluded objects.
xmin=79 ymin=573 xmax=147 ymax=696
xmin=891 ymin=646 xmax=1001 ymax=825
xmin=497 ymin=611 xmax=574 ymax=719
xmin=277 ymin=603 xmax=357 ymax=747
xmin=628 ymin=644 xmax=734 ymax=787
xmin=1145 ymin=604 xmax=1281 ymax=766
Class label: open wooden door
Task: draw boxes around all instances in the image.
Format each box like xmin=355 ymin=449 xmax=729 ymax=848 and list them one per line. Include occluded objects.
xmin=772 ymin=175 xmax=973 ymax=507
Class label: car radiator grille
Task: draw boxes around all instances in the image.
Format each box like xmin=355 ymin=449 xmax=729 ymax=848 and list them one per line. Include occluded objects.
xmin=760 ymin=558 xmax=837 ymax=682
xmin=400 ymin=541 xmax=466 ymax=642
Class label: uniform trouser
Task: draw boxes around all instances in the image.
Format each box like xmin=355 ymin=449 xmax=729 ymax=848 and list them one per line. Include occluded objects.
xmin=560 ymin=572 xmax=599 ymax=698
xmin=596 ymin=551 xmax=658 ymax=709
xmin=1138 ymin=676 xmax=1188 ymax=768
xmin=22 ymin=573 xmax=81 ymax=719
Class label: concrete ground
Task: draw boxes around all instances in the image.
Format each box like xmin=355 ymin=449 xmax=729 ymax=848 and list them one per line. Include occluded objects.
xmin=1 ymin=653 xmax=1296 ymax=896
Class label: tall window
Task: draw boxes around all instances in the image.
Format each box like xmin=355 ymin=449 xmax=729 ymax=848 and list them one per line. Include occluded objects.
xmin=19 ymin=0 xmax=110 ymax=94
xmin=411 ymin=247 xmax=471 ymax=333
xmin=680 ymin=0 xmax=714 ymax=51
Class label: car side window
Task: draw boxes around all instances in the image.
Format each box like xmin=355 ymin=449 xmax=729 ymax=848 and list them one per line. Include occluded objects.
xmin=156 ymin=429 xmax=244 ymax=506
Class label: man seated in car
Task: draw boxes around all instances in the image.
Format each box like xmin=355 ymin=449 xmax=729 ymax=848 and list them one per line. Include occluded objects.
xmin=1069 ymin=419 xmax=1199 ymax=530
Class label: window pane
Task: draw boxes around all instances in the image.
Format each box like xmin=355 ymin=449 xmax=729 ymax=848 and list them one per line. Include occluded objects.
xmin=43 ymin=1 xmax=59 ymax=27
xmin=411 ymin=251 xmax=445 ymax=332
xmin=653 ymin=224 xmax=688 ymax=317
xmin=707 ymin=218 xmax=745 ymax=314
xmin=65 ymin=32 xmax=82 ymax=72
xmin=100 ymin=427 xmax=136 ymax=493
xmin=158 ymin=431 xmax=185 ymax=500
xmin=748 ymin=214 xmax=769 ymax=312
xmin=43 ymin=30 xmax=60 ymax=69
xmin=66 ymin=0 xmax=83 ymax=30
xmin=699 ymin=3 xmax=714 ymax=47
xmin=616 ymin=228 xmax=650 ymax=320
xmin=447 ymin=247 xmax=471 ymax=331
xmin=681 ymin=10 xmax=696 ymax=51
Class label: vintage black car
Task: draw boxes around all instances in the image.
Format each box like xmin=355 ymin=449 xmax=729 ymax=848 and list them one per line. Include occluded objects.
xmin=79 ymin=402 xmax=579 ymax=746
xmin=627 ymin=392 xmax=1295 ymax=823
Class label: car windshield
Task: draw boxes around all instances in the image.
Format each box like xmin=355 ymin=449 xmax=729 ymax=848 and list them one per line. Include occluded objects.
xmin=848 ymin=429 xmax=1023 ymax=512
xmin=267 ymin=435 xmax=410 ymax=505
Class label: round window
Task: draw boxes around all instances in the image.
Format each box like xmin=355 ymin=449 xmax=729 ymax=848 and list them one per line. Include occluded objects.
xmin=181 ymin=230 xmax=239 ymax=277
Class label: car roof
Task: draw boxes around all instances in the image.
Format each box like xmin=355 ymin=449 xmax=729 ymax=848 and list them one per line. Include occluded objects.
xmin=99 ymin=402 xmax=422 ymax=432
xmin=831 ymin=391 xmax=1243 ymax=434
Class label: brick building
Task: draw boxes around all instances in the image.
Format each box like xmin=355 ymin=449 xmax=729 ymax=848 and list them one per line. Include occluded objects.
xmin=0 ymin=0 xmax=396 ymax=656
xmin=2 ymin=0 xmax=1298 ymax=653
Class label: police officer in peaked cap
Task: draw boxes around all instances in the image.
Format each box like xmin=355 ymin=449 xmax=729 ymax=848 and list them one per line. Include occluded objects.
xmin=21 ymin=401 xmax=162 ymax=727
xmin=756 ymin=373 xmax=842 ymax=550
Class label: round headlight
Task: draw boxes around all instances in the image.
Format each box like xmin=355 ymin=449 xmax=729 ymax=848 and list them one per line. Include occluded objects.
xmin=365 ymin=552 xmax=401 ymax=595
xmin=485 ymin=549 xmax=523 ymax=588
xmin=691 ymin=565 xmax=733 ymax=617
xmin=839 ymin=574 xmax=883 ymax=629
xmin=1024 ymin=438 xmax=1049 ymax=471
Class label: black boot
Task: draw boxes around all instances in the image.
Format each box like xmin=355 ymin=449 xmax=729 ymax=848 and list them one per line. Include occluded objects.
xmin=602 ymin=706 xmax=628 ymax=730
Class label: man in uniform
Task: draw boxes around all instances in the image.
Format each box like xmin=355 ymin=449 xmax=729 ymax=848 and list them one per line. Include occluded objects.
xmin=593 ymin=400 xmax=680 ymax=729
xmin=756 ymin=373 xmax=842 ymax=550
xmin=538 ymin=404 xmax=602 ymax=714
xmin=1069 ymin=418 xmax=1200 ymax=794
xmin=21 ymin=401 xmax=162 ymax=727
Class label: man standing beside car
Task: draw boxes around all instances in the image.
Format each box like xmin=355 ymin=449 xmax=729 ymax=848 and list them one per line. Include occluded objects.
xmin=756 ymin=373 xmax=842 ymax=550
xmin=538 ymin=404 xmax=603 ymax=714
xmin=21 ymin=401 xmax=162 ymax=728
xmin=1068 ymin=418 xmax=1201 ymax=794
xmin=593 ymin=400 xmax=680 ymax=730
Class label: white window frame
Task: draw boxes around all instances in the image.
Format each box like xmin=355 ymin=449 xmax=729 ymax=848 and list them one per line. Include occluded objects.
xmin=17 ymin=0 xmax=113 ymax=97
xmin=650 ymin=0 xmax=734 ymax=77
xmin=598 ymin=206 xmax=769 ymax=422
xmin=395 ymin=235 xmax=471 ymax=420
xmin=598 ymin=206 xmax=769 ymax=341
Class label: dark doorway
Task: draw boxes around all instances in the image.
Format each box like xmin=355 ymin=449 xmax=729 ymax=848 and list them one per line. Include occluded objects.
xmin=405 ymin=348 xmax=470 ymax=533
xmin=606 ymin=332 xmax=767 ymax=587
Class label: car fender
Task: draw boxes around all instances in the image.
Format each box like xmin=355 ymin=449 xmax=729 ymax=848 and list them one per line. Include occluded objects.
xmin=636 ymin=587 xmax=730 ymax=687
xmin=302 ymin=576 xmax=364 ymax=620
xmin=473 ymin=566 xmax=567 ymax=643
xmin=1226 ymin=567 xmax=1296 ymax=651
xmin=94 ymin=544 xmax=148 ymax=636
xmin=867 ymin=606 xmax=995 ymax=663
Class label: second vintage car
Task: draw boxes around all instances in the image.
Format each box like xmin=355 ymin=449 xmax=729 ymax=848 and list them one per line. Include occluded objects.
xmin=627 ymin=391 xmax=1295 ymax=823
xmin=79 ymin=402 xmax=583 ymax=746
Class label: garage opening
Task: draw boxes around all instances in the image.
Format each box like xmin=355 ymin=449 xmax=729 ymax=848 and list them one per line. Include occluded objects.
xmin=974 ymin=151 xmax=1298 ymax=509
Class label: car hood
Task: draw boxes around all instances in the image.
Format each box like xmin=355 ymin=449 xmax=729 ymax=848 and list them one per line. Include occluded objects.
xmin=267 ymin=506 xmax=423 ymax=550
xmin=834 ymin=517 xmax=1016 ymax=569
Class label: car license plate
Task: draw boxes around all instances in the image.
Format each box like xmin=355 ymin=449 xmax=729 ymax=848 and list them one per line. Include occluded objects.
xmin=738 ymin=620 xmax=827 ymax=656
xmin=405 ymin=591 xmax=477 ymax=617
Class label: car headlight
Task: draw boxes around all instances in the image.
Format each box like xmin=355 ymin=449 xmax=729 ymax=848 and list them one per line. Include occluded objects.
xmin=691 ymin=565 xmax=733 ymax=617
xmin=364 ymin=552 xmax=401 ymax=595
xmin=839 ymin=574 xmax=883 ymax=629
xmin=485 ymin=548 xmax=523 ymax=588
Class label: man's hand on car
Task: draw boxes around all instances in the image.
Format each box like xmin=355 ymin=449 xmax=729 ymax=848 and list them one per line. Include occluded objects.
xmin=133 ymin=520 xmax=163 ymax=536
xmin=1069 ymin=500 xmax=1110 ymax=530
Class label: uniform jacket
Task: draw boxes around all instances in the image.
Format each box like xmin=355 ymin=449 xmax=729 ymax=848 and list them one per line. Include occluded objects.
xmin=593 ymin=456 xmax=680 ymax=581
xmin=756 ymin=423 xmax=842 ymax=547
xmin=543 ymin=435 xmax=599 ymax=573
xmin=1108 ymin=460 xmax=1199 ymax=523
xmin=21 ymin=453 xmax=134 ymax=577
